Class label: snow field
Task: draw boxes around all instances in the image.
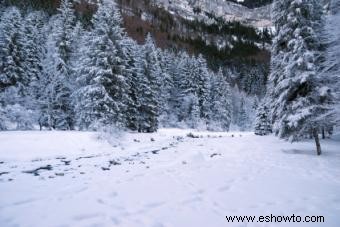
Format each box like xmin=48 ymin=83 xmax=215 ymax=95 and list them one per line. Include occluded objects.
xmin=0 ymin=129 xmax=339 ymax=227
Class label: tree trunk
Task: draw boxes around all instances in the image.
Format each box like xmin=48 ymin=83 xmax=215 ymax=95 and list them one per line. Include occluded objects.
xmin=322 ymin=127 xmax=325 ymax=139
xmin=313 ymin=129 xmax=322 ymax=156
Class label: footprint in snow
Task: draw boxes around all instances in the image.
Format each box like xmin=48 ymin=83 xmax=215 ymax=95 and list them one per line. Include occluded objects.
xmin=241 ymin=176 xmax=251 ymax=181
xmin=72 ymin=213 xmax=104 ymax=221
xmin=264 ymin=201 xmax=276 ymax=207
xmin=11 ymin=198 xmax=38 ymax=206
xmin=196 ymin=189 xmax=205 ymax=194
xmin=218 ymin=185 xmax=231 ymax=192
xmin=249 ymin=204 xmax=259 ymax=209
xmin=181 ymin=196 xmax=203 ymax=205
xmin=144 ymin=201 xmax=165 ymax=208
xmin=111 ymin=216 xmax=120 ymax=225
xmin=152 ymin=222 xmax=166 ymax=227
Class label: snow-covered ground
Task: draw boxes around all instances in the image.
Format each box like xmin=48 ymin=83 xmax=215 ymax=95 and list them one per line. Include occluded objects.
xmin=0 ymin=129 xmax=339 ymax=227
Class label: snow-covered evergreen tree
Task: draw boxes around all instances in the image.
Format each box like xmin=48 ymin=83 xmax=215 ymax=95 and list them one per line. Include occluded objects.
xmin=39 ymin=33 xmax=73 ymax=129
xmin=157 ymin=49 xmax=174 ymax=126
xmin=143 ymin=34 xmax=162 ymax=105
xmin=0 ymin=104 xmax=7 ymax=130
xmin=322 ymin=0 xmax=340 ymax=127
xmin=241 ymin=66 xmax=267 ymax=96
xmin=134 ymin=45 xmax=159 ymax=132
xmin=267 ymin=0 xmax=335 ymax=155
xmin=174 ymin=52 xmax=199 ymax=127
xmin=187 ymin=94 xmax=201 ymax=128
xmin=121 ymin=33 xmax=162 ymax=132
xmin=22 ymin=11 xmax=47 ymax=121
xmin=196 ymin=55 xmax=211 ymax=121
xmin=54 ymin=0 xmax=76 ymax=65
xmin=69 ymin=21 xmax=85 ymax=86
xmin=230 ymin=85 xmax=241 ymax=127
xmin=238 ymin=97 xmax=248 ymax=131
xmin=208 ymin=68 xmax=232 ymax=131
xmin=171 ymin=53 xmax=212 ymax=128
xmin=167 ymin=51 xmax=185 ymax=125
xmin=74 ymin=1 xmax=129 ymax=130
xmin=0 ymin=7 xmax=25 ymax=92
xmin=0 ymin=7 xmax=37 ymax=130
xmin=122 ymin=38 xmax=139 ymax=131
xmin=254 ymin=102 xmax=272 ymax=136
xmin=37 ymin=0 xmax=78 ymax=130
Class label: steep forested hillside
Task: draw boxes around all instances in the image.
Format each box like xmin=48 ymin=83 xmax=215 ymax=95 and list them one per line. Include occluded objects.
xmin=227 ymin=0 xmax=272 ymax=8
xmin=14 ymin=0 xmax=268 ymax=97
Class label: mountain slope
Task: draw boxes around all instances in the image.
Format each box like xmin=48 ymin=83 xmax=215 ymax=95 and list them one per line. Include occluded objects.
xmin=151 ymin=0 xmax=272 ymax=28
xmin=117 ymin=0 xmax=272 ymax=66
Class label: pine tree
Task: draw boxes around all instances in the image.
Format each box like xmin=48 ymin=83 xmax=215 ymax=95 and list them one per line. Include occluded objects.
xmin=252 ymin=96 xmax=259 ymax=112
xmin=267 ymin=0 xmax=335 ymax=155
xmin=167 ymin=51 xmax=185 ymax=125
xmin=0 ymin=7 xmax=36 ymax=130
xmin=130 ymin=33 xmax=161 ymax=132
xmin=39 ymin=33 xmax=72 ymax=129
xmin=69 ymin=21 xmax=85 ymax=86
xmin=55 ymin=0 xmax=76 ymax=65
xmin=143 ymin=34 xmax=162 ymax=107
xmin=0 ymin=7 xmax=25 ymax=93
xmin=254 ymin=102 xmax=272 ymax=136
xmin=230 ymin=85 xmax=241 ymax=126
xmin=209 ymin=68 xmax=232 ymax=131
xmin=37 ymin=0 xmax=78 ymax=130
xmin=196 ymin=55 xmax=211 ymax=121
xmin=122 ymin=38 xmax=139 ymax=131
xmin=241 ymin=66 xmax=267 ymax=96
xmin=134 ymin=45 xmax=159 ymax=132
xmin=322 ymin=0 xmax=340 ymax=127
xmin=188 ymin=94 xmax=200 ymax=128
xmin=74 ymin=1 xmax=129 ymax=130
xmin=0 ymin=104 xmax=7 ymax=130
xmin=175 ymin=52 xmax=200 ymax=126
xmin=238 ymin=96 xmax=248 ymax=131
xmin=22 ymin=11 xmax=46 ymax=123
xmin=157 ymin=49 xmax=174 ymax=126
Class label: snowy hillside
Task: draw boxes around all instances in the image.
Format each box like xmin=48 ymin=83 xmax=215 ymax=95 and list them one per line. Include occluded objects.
xmin=154 ymin=0 xmax=272 ymax=28
xmin=1 ymin=129 xmax=340 ymax=227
